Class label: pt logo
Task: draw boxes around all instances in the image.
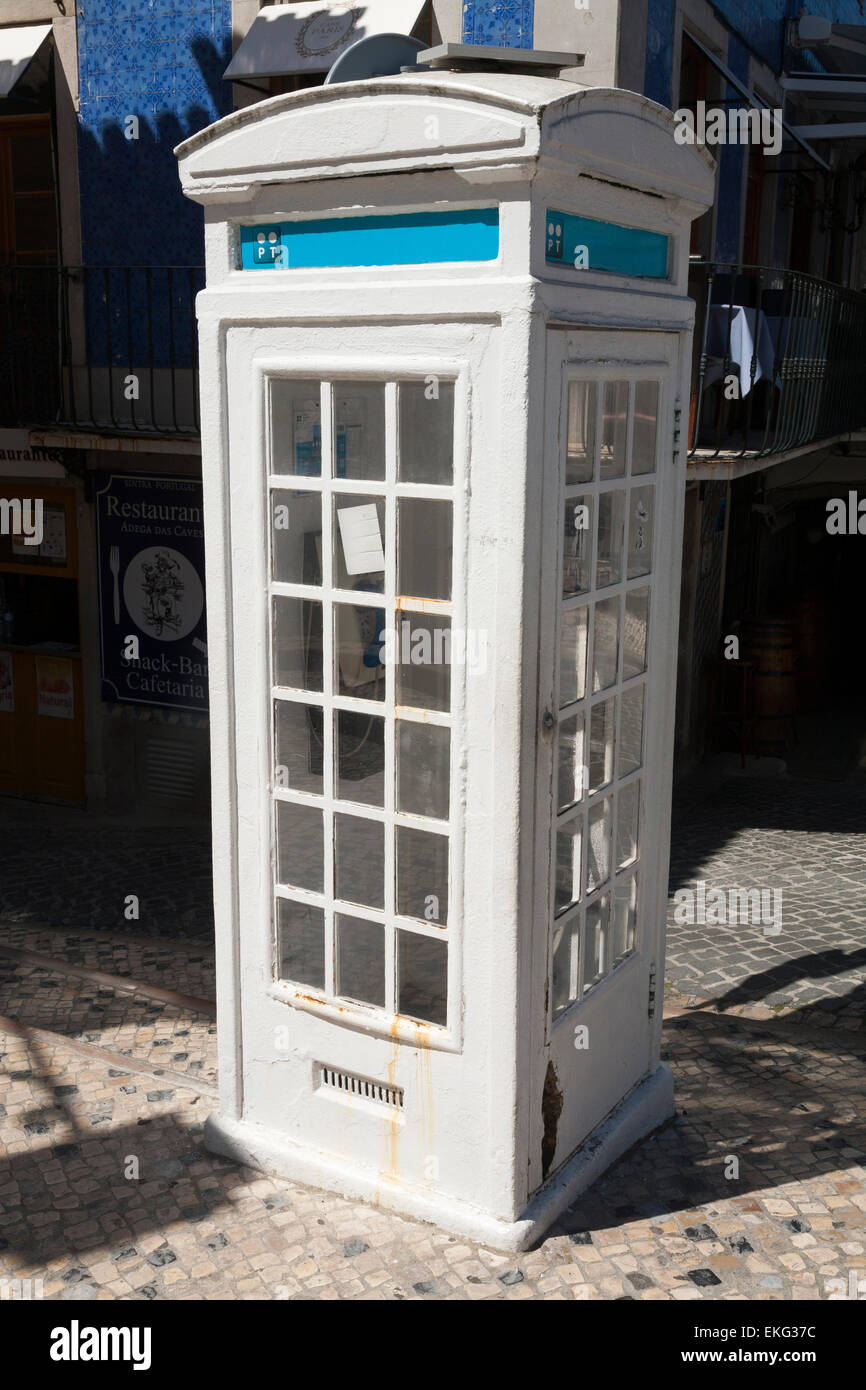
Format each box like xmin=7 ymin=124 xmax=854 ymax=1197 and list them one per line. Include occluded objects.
xmin=547 ymin=220 xmax=564 ymax=259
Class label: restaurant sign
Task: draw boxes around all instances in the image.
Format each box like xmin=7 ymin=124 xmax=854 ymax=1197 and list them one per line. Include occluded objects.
xmin=96 ymin=474 xmax=208 ymax=713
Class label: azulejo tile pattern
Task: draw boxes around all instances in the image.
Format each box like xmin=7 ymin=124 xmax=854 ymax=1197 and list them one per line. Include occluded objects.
xmin=77 ymin=1 xmax=233 ymax=266
xmin=462 ymin=1 xmax=534 ymax=50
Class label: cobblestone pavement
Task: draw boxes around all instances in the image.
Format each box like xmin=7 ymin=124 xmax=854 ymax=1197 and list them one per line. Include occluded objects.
xmin=2 ymin=769 xmax=866 ymax=1299
xmin=666 ymin=770 xmax=866 ymax=1021
xmin=0 ymin=801 xmax=213 ymax=942
xmin=0 ymin=922 xmax=215 ymax=1001
xmin=2 ymin=984 xmax=865 ymax=1300
xmin=0 ymin=957 xmax=217 ymax=1093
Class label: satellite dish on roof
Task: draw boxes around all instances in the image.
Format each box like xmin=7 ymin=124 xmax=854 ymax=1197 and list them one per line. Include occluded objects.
xmin=324 ymin=32 xmax=425 ymax=85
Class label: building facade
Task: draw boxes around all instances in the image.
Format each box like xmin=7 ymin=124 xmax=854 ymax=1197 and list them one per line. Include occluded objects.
xmin=1 ymin=0 xmax=865 ymax=812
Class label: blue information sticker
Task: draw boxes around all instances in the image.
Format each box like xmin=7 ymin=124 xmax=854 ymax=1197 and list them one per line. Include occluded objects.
xmin=546 ymin=209 xmax=670 ymax=279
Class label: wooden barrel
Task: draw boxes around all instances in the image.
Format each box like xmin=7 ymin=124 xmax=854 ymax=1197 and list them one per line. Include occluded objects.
xmin=741 ymin=618 xmax=795 ymax=754
xmin=791 ymin=596 xmax=826 ymax=714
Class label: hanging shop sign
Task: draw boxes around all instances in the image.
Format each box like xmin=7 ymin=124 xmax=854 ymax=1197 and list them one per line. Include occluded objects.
xmin=96 ymin=474 xmax=208 ymax=713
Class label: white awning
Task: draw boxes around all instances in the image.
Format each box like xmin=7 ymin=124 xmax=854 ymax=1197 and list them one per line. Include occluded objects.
xmin=225 ymin=2 xmax=428 ymax=81
xmin=0 ymin=24 xmax=52 ymax=99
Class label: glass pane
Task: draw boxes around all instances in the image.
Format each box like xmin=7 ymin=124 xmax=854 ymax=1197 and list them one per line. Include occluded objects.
xmin=276 ymin=800 xmax=323 ymax=892
xmin=562 ymin=494 xmax=592 ymax=597
xmin=271 ymin=379 xmax=321 ymax=476
xmin=632 ymin=381 xmax=659 ymax=475
xmin=557 ymin=709 xmax=586 ymax=813
xmin=336 ymin=914 xmax=385 ymax=1008
xmin=619 ymin=684 xmax=645 ymax=777
xmin=396 ymin=826 xmax=448 ymax=925
xmin=586 ymin=798 xmax=611 ymax=893
xmin=334 ymin=814 xmax=385 ymax=909
xmin=276 ymin=898 xmax=325 ymax=990
xmin=336 ymin=711 xmax=385 ymax=807
xmin=592 ymin=595 xmax=620 ymax=693
xmin=334 ymin=382 xmax=386 ymax=481
xmin=588 ymin=697 xmax=616 ymax=792
xmin=584 ymin=895 xmax=611 ymax=992
xmin=627 ymin=485 xmax=654 ymax=579
xmin=273 ymin=597 xmax=322 ymax=691
xmin=398 ymin=498 xmax=452 ymax=601
xmin=398 ymin=931 xmax=448 ymax=1027
xmin=397 ymin=721 xmax=450 ymax=821
xmin=275 ymin=700 xmax=323 ymax=796
xmin=334 ymin=602 xmax=386 ymax=701
xmin=616 ymin=779 xmax=640 ymax=870
xmin=612 ymin=875 xmax=638 ymax=964
xmin=555 ymin=816 xmax=582 ymax=915
xmin=623 ymin=588 xmax=650 ymax=679
xmin=399 ymin=381 xmax=454 ymax=485
xmin=333 ymin=495 xmax=386 ymax=588
xmin=551 ymin=913 xmax=580 ymax=1015
xmin=560 ymin=606 xmax=588 ymax=707
xmin=596 ymin=489 xmax=625 ymax=588
xmin=600 ymin=381 xmax=628 ymax=479
xmin=396 ymin=614 xmax=451 ymax=713
xmin=566 ymin=380 xmax=596 ymax=485
xmin=272 ymin=490 xmax=322 ymax=586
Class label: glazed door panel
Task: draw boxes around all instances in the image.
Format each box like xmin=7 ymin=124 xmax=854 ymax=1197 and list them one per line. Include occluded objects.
xmin=536 ymin=329 xmax=682 ymax=1180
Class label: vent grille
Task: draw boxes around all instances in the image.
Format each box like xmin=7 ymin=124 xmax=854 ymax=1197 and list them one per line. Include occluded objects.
xmin=320 ymin=1065 xmax=404 ymax=1110
xmin=144 ymin=736 xmax=198 ymax=804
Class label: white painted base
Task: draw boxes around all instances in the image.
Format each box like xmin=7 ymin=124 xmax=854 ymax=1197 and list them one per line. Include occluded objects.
xmin=204 ymin=1063 xmax=675 ymax=1252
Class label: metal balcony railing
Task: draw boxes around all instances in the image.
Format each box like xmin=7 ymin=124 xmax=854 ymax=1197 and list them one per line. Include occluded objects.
xmin=0 ymin=264 xmax=204 ymax=438
xmin=688 ymin=261 xmax=866 ymax=460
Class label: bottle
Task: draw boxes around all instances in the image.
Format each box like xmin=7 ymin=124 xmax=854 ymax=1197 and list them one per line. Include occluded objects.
xmin=2 ymin=611 xmax=13 ymax=644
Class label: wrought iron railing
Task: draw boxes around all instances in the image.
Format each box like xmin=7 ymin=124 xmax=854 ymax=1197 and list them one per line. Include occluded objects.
xmin=0 ymin=264 xmax=204 ymax=437
xmin=688 ymin=261 xmax=866 ymax=459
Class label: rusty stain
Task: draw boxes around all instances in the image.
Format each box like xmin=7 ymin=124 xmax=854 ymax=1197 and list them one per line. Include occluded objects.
xmin=416 ymin=1023 xmax=435 ymax=1183
xmin=394 ymin=595 xmax=450 ymax=615
xmin=394 ymin=706 xmax=435 ymax=723
xmin=382 ymin=1018 xmax=402 ymax=1187
xmin=292 ymin=991 xmax=348 ymax=1013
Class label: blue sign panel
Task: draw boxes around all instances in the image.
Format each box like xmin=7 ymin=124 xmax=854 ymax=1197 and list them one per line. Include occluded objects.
xmin=545 ymin=210 xmax=670 ymax=279
xmin=96 ymin=474 xmax=208 ymax=714
xmin=240 ymin=208 xmax=500 ymax=270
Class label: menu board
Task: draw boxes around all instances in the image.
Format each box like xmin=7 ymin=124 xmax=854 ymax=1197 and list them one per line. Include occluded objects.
xmin=96 ymin=474 xmax=208 ymax=713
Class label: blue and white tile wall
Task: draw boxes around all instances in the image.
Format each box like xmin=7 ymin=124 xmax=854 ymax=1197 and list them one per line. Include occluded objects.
xmin=644 ymin=0 xmax=675 ymax=108
xmin=77 ymin=0 xmax=232 ymax=268
xmin=462 ymin=1 xmax=534 ymax=49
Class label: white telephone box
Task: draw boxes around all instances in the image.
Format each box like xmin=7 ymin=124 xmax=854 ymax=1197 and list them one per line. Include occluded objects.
xmin=177 ymin=68 xmax=713 ymax=1249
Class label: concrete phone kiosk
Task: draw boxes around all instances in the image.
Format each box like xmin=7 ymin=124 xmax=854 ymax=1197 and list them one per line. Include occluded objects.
xmin=176 ymin=68 xmax=713 ymax=1249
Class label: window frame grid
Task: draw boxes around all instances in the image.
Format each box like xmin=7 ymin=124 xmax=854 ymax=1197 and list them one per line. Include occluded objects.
xmin=265 ymin=371 xmax=461 ymax=1042
xmin=550 ymin=368 xmax=663 ymax=1028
